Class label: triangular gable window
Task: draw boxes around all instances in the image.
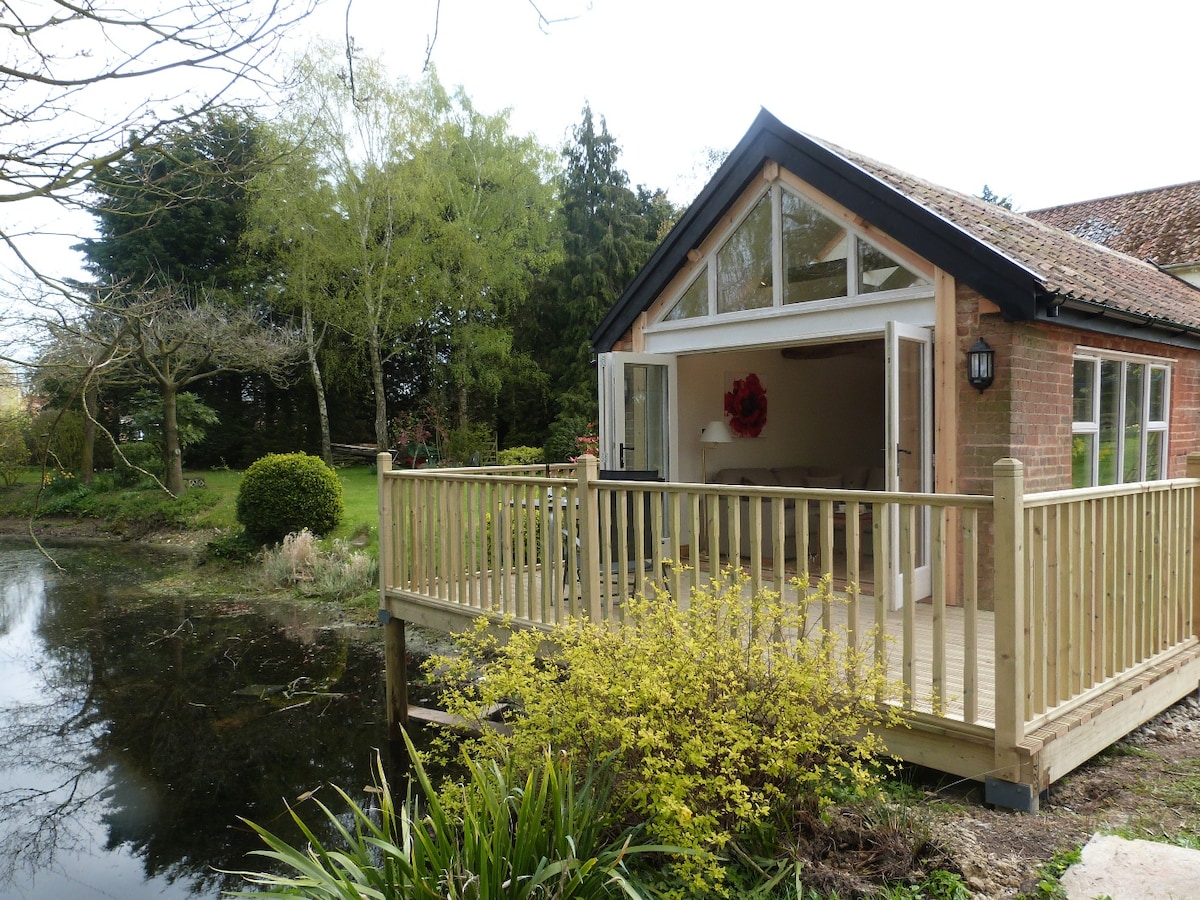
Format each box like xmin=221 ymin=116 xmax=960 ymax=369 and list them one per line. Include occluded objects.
xmin=660 ymin=180 xmax=930 ymax=322
xmin=858 ymin=240 xmax=926 ymax=294
xmin=664 ymin=270 xmax=707 ymax=321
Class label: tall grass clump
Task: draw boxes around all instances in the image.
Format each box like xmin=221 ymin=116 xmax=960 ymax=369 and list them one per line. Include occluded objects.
xmin=259 ymin=529 xmax=376 ymax=601
xmin=228 ymin=731 xmax=676 ymax=899
xmin=430 ymin=569 xmax=903 ymax=891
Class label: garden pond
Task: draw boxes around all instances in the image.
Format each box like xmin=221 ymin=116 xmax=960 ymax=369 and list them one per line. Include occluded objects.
xmin=0 ymin=541 xmax=434 ymax=899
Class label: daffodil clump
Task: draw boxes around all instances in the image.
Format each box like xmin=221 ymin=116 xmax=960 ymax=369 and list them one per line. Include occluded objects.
xmin=430 ymin=568 xmax=903 ymax=892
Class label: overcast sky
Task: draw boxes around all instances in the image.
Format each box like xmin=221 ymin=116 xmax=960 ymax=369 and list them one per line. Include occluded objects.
xmin=10 ymin=0 xmax=1198 ymax=294
xmin=313 ymin=0 xmax=1200 ymax=211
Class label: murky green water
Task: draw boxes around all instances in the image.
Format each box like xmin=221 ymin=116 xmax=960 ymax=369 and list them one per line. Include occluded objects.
xmin=0 ymin=543 xmax=423 ymax=899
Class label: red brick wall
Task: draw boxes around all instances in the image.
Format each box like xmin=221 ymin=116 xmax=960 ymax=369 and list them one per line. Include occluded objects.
xmin=955 ymin=287 xmax=1200 ymax=495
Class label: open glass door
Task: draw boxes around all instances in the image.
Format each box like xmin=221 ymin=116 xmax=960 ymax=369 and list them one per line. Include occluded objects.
xmin=885 ymin=322 xmax=933 ymax=605
xmin=597 ymin=353 xmax=677 ymax=477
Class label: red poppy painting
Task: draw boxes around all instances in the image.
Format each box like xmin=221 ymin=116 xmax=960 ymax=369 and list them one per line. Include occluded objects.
xmin=724 ymin=372 xmax=768 ymax=437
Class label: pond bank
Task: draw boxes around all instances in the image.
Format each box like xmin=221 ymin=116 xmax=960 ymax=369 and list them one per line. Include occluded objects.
xmin=0 ymin=515 xmax=458 ymax=656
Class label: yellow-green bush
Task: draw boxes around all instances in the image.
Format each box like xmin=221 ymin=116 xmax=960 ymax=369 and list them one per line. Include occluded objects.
xmin=430 ymin=569 xmax=902 ymax=890
xmin=497 ymin=445 xmax=544 ymax=466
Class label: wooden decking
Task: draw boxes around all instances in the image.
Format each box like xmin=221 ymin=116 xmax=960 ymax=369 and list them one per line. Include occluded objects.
xmin=379 ymin=453 xmax=1200 ymax=810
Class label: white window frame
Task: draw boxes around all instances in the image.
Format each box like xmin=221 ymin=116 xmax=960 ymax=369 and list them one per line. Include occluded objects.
xmin=1072 ymin=348 xmax=1171 ymax=487
xmin=655 ymin=181 xmax=931 ymax=326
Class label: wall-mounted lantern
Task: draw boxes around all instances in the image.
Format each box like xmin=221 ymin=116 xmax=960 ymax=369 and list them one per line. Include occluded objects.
xmin=967 ymin=338 xmax=995 ymax=393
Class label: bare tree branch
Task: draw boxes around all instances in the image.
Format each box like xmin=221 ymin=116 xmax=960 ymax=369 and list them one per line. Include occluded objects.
xmin=526 ymin=0 xmax=589 ymax=33
xmin=422 ymin=0 xmax=440 ymax=72
xmin=1 ymin=0 xmax=319 ymax=285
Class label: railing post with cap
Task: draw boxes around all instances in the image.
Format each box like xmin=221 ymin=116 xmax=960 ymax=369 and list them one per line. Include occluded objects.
xmin=992 ymin=458 xmax=1026 ymax=784
xmin=1187 ymin=453 xmax=1200 ymax=639
xmin=577 ymin=455 xmax=602 ymax=621
xmin=378 ymin=451 xmax=408 ymax=739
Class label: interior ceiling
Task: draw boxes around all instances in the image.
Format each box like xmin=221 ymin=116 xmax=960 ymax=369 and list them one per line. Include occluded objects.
xmin=780 ymin=339 xmax=881 ymax=361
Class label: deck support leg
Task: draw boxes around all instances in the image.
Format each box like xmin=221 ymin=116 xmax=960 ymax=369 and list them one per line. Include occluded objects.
xmin=985 ymin=777 xmax=1041 ymax=814
xmin=382 ymin=610 xmax=408 ymax=742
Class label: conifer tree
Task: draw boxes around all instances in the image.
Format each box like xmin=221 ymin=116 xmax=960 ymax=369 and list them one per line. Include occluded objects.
xmin=517 ymin=105 xmax=675 ymax=428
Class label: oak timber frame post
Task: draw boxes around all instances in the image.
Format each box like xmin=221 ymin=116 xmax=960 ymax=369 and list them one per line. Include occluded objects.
xmin=577 ymin=455 xmax=602 ymax=620
xmin=988 ymin=459 xmax=1033 ymax=810
xmin=378 ymin=451 xmax=408 ymax=740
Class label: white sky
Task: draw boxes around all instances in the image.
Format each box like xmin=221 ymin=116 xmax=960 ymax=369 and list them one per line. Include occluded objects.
xmin=313 ymin=0 xmax=1200 ymax=211
xmin=8 ymin=0 xmax=1198 ymax=296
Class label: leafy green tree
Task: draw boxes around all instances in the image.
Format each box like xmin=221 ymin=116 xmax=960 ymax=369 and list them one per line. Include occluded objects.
xmin=274 ymin=46 xmax=444 ymax=453
xmin=267 ymin=45 xmax=557 ymax=452
xmin=419 ymin=86 xmax=558 ymax=435
xmin=244 ymin=125 xmax=346 ymax=464
xmin=124 ymin=389 xmax=218 ymax=477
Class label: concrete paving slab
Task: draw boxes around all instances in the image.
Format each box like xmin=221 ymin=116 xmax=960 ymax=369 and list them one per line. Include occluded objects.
xmin=1061 ymin=833 xmax=1200 ymax=899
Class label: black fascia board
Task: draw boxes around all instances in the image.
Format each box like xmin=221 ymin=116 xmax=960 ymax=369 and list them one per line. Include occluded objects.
xmin=1050 ymin=301 xmax=1200 ymax=352
xmin=591 ymin=110 xmax=1045 ymax=353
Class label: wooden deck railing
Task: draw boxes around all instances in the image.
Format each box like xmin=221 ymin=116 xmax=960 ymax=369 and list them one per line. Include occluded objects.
xmin=1021 ymin=475 xmax=1199 ymax=724
xmin=379 ymin=453 xmax=1200 ymax=786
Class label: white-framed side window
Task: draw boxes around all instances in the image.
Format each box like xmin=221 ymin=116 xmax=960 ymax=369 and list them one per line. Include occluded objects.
xmin=1072 ymin=350 xmax=1170 ymax=487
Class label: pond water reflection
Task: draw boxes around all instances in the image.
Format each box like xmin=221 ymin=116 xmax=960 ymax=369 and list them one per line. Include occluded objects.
xmin=0 ymin=543 xmax=419 ymax=899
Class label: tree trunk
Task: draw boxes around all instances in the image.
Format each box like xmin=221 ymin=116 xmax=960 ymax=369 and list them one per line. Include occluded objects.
xmin=163 ymin=383 xmax=185 ymax=495
xmin=303 ymin=305 xmax=333 ymax=466
xmin=80 ymin=380 xmax=97 ymax=484
xmin=458 ymin=382 xmax=470 ymax=432
xmin=369 ymin=328 xmax=389 ymax=452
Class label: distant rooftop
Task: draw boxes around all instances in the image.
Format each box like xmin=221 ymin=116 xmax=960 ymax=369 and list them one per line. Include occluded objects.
xmin=1027 ymin=182 xmax=1200 ymax=269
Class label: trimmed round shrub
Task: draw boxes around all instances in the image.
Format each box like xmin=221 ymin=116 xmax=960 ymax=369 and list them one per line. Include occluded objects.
xmin=236 ymin=452 xmax=344 ymax=545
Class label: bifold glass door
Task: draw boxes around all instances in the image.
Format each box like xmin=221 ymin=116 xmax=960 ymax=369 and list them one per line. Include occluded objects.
xmin=597 ymin=353 xmax=676 ymax=477
xmin=885 ymin=322 xmax=933 ymax=604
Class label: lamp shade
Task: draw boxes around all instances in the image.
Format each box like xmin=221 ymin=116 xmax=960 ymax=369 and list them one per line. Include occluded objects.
xmin=701 ymin=419 xmax=734 ymax=445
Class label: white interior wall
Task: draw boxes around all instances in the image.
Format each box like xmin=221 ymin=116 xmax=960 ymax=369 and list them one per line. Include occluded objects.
xmin=677 ymin=344 xmax=884 ymax=481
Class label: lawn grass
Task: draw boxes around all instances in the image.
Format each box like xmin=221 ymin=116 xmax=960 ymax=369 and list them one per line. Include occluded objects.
xmin=0 ymin=461 xmax=382 ymax=552
xmin=333 ymin=464 xmax=379 ymax=543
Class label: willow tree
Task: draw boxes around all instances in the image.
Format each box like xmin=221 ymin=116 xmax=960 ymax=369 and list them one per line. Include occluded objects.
xmin=268 ymin=45 xmax=556 ymax=452
xmin=420 ymin=87 xmax=558 ymax=436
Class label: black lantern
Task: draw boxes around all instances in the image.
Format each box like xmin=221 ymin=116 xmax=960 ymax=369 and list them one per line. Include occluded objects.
xmin=967 ymin=338 xmax=994 ymax=392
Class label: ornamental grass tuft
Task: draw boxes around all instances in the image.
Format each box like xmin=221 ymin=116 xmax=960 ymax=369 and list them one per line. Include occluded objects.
xmin=227 ymin=730 xmax=677 ymax=899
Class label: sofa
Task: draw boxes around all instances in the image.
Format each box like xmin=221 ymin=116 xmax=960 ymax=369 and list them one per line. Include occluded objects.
xmin=710 ymin=465 xmax=885 ymax=559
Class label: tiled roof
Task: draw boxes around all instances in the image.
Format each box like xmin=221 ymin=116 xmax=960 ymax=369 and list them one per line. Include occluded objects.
xmin=824 ymin=142 xmax=1200 ymax=331
xmin=1027 ymin=183 xmax=1200 ymax=269
xmin=593 ymin=111 xmax=1200 ymax=353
